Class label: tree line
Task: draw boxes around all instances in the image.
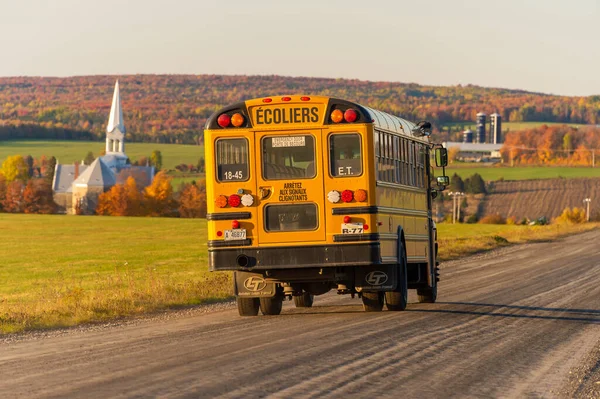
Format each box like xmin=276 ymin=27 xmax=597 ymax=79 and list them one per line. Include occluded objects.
xmin=501 ymin=125 xmax=600 ymax=165
xmin=1 ymin=75 xmax=600 ymax=145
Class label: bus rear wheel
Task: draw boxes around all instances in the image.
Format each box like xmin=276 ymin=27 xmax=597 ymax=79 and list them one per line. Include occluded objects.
xmin=386 ymin=239 xmax=408 ymax=311
xmin=260 ymin=296 xmax=283 ymax=315
xmin=417 ymin=285 xmax=437 ymax=303
xmin=294 ymin=292 xmax=314 ymax=308
xmin=237 ymin=297 xmax=260 ymax=316
xmin=362 ymin=292 xmax=384 ymax=312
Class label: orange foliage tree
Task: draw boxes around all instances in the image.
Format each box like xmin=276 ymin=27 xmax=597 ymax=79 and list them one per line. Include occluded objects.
xmin=143 ymin=171 xmax=175 ymax=216
xmin=22 ymin=179 xmax=56 ymax=214
xmin=178 ymin=181 xmax=207 ymax=218
xmin=2 ymin=180 xmax=25 ymax=213
xmin=96 ymin=177 xmax=143 ymax=216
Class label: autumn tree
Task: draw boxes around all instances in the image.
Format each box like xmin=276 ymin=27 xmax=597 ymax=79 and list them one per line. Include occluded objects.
xmin=2 ymin=180 xmax=24 ymax=213
xmin=23 ymin=179 xmax=56 ymax=214
xmin=150 ymin=150 xmax=163 ymax=171
xmin=178 ymin=182 xmax=207 ymax=218
xmin=0 ymin=174 xmax=6 ymax=212
xmin=96 ymin=177 xmax=143 ymax=216
xmin=143 ymin=171 xmax=174 ymax=216
xmin=1 ymin=155 xmax=28 ymax=182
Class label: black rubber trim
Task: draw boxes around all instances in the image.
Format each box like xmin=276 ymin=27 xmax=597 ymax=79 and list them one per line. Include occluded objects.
xmin=209 ymin=243 xmax=381 ymax=271
xmin=205 ymin=102 xmax=251 ymax=129
xmin=324 ymin=98 xmax=371 ymax=125
xmin=208 ymin=239 xmax=252 ymax=248
xmin=331 ymin=206 xmax=377 ymax=215
xmin=206 ymin=212 xmax=252 ymax=221
xmin=333 ymin=233 xmax=380 ymax=242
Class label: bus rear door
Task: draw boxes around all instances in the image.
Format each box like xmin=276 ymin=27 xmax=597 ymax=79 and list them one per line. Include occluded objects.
xmin=254 ymin=130 xmax=326 ymax=245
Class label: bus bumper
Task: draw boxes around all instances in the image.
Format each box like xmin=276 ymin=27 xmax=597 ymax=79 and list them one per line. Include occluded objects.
xmin=208 ymin=243 xmax=381 ymax=271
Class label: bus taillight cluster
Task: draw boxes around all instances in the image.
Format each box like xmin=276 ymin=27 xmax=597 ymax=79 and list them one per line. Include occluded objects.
xmin=215 ymin=194 xmax=254 ymax=208
xmin=217 ymin=113 xmax=245 ymax=128
xmin=330 ymin=108 xmax=358 ymax=123
xmin=327 ymin=189 xmax=367 ymax=203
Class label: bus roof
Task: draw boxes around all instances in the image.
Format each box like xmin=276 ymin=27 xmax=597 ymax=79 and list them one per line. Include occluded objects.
xmin=206 ymin=96 xmax=427 ymax=140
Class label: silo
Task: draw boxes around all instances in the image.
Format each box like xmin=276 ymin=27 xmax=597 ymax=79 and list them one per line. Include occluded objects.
xmin=490 ymin=113 xmax=502 ymax=144
xmin=463 ymin=129 xmax=474 ymax=143
xmin=476 ymin=112 xmax=486 ymax=143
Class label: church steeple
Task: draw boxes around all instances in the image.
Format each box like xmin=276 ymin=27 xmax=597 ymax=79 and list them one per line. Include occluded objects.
xmin=105 ymin=80 xmax=126 ymax=154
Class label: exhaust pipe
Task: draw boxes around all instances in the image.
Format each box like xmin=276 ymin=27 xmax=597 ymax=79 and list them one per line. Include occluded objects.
xmin=236 ymin=254 xmax=250 ymax=268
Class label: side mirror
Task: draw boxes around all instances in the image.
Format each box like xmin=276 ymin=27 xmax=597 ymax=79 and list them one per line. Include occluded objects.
xmin=435 ymin=148 xmax=448 ymax=167
xmin=436 ymin=176 xmax=449 ymax=186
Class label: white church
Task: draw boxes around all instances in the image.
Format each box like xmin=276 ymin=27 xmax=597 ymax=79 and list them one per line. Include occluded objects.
xmin=52 ymin=81 xmax=155 ymax=214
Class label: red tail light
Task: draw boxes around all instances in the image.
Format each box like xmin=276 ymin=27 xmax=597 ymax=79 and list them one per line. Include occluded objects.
xmin=341 ymin=190 xmax=353 ymax=203
xmin=228 ymin=194 xmax=241 ymax=207
xmin=343 ymin=216 xmax=351 ymax=223
xmin=363 ymin=224 xmax=369 ymax=231
xmin=217 ymin=114 xmax=231 ymax=128
xmin=232 ymin=220 xmax=240 ymax=229
xmin=344 ymin=109 xmax=358 ymax=123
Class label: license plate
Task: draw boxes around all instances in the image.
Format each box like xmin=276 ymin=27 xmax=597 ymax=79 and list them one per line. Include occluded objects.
xmin=224 ymin=229 xmax=246 ymax=241
xmin=341 ymin=223 xmax=364 ymax=234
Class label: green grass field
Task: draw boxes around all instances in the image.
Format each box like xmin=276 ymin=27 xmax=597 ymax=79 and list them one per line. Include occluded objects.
xmin=0 ymin=214 xmax=230 ymax=333
xmin=445 ymin=166 xmax=600 ymax=181
xmin=0 ymin=140 xmax=204 ymax=170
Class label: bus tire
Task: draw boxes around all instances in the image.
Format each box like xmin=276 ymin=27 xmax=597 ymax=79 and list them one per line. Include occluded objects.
xmin=417 ymin=285 xmax=438 ymax=303
xmin=237 ymin=297 xmax=260 ymax=316
xmin=260 ymin=296 xmax=283 ymax=315
xmin=294 ymin=292 xmax=314 ymax=308
xmin=386 ymin=240 xmax=408 ymax=311
xmin=362 ymin=291 xmax=384 ymax=312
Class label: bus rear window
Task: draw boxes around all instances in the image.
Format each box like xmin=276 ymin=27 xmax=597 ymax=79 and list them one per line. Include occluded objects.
xmin=216 ymin=138 xmax=249 ymax=182
xmin=330 ymin=134 xmax=362 ymax=177
xmin=265 ymin=203 xmax=318 ymax=231
xmin=262 ymin=135 xmax=315 ymax=180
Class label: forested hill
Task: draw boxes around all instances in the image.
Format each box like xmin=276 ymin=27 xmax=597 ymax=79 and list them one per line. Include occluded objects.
xmin=0 ymin=75 xmax=599 ymax=145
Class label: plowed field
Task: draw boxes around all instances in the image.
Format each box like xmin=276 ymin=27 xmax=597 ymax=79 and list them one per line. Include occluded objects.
xmin=481 ymin=177 xmax=600 ymax=220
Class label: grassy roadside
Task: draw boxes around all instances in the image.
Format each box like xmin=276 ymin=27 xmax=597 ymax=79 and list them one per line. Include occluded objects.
xmin=0 ymin=214 xmax=231 ymax=334
xmin=0 ymin=214 xmax=597 ymax=334
xmin=437 ymin=222 xmax=600 ymax=262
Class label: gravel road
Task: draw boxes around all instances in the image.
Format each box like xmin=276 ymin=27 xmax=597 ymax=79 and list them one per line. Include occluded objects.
xmin=1 ymin=230 xmax=600 ymax=398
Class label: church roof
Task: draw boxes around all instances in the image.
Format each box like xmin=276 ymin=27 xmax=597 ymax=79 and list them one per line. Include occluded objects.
xmin=53 ymin=163 xmax=89 ymax=193
xmin=73 ymin=158 xmax=117 ymax=187
xmin=106 ymin=80 xmax=125 ymax=134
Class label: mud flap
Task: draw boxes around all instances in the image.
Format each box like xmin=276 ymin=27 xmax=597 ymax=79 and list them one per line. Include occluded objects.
xmin=234 ymin=271 xmax=276 ymax=298
xmin=355 ymin=264 xmax=397 ymax=292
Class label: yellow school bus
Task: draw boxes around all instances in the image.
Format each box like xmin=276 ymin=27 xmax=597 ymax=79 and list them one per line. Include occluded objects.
xmin=204 ymin=95 xmax=449 ymax=316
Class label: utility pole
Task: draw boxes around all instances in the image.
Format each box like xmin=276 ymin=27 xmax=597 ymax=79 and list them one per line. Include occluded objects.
xmin=584 ymin=198 xmax=591 ymax=222
xmin=449 ymin=192 xmax=464 ymax=224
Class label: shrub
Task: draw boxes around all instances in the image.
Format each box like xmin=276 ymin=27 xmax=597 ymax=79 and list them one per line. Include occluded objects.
xmin=479 ymin=214 xmax=506 ymax=224
xmin=555 ymin=207 xmax=586 ymax=224
xmin=506 ymin=216 xmax=517 ymax=225
xmin=466 ymin=214 xmax=478 ymax=224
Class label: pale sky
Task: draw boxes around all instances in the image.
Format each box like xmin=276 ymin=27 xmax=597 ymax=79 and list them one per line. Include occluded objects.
xmin=1 ymin=0 xmax=599 ymax=96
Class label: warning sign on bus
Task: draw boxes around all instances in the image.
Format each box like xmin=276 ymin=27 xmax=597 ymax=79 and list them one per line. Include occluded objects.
xmin=272 ymin=136 xmax=306 ymax=148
